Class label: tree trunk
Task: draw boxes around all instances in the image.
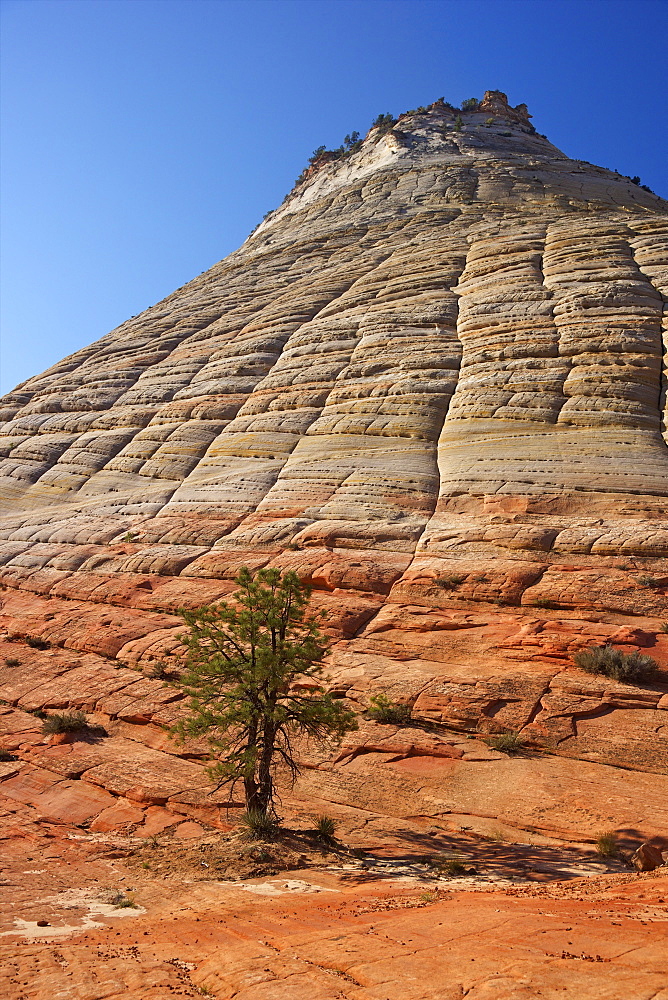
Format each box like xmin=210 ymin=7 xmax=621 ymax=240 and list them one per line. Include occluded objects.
xmin=256 ymin=722 xmax=276 ymax=817
xmin=244 ymin=715 xmax=261 ymax=813
xmin=243 ymin=776 xmax=262 ymax=813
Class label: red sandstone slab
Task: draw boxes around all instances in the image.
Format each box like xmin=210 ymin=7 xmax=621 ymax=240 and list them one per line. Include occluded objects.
xmin=0 ymin=764 xmax=58 ymax=803
xmin=268 ymin=546 xmax=411 ymax=594
xmin=136 ymin=805 xmax=182 ymax=835
xmin=82 ymin=742 xmax=209 ymax=804
xmin=30 ymin=778 xmax=116 ymax=824
xmin=96 ymin=677 xmax=183 ymax=719
xmin=182 ymin=550 xmax=272 ymax=579
xmin=134 ymin=576 xmax=235 ymax=611
xmin=14 ymin=569 xmax=72 ymax=594
xmin=89 ymin=798 xmax=145 ymax=831
xmin=17 ymin=662 xmax=138 ymax=711
xmin=0 ymin=706 xmax=42 ymax=737
xmin=116 ymin=626 xmax=184 ymax=667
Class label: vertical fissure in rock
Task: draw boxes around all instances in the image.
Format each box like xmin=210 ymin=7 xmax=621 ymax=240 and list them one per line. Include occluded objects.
xmin=400 ymin=244 xmax=468 ymax=566
xmin=628 ymin=225 xmax=668 ymax=447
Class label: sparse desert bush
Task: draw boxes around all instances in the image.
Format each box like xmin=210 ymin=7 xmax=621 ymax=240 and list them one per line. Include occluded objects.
xmin=145 ymin=661 xmax=172 ymax=681
xmin=367 ymin=693 xmax=412 ymax=725
xmin=487 ymin=731 xmax=526 ymax=754
xmin=660 ymin=622 xmax=668 ymax=633
xmin=435 ymin=574 xmax=465 ymax=590
xmin=25 ymin=636 xmax=50 ymax=650
xmin=111 ymin=892 xmax=138 ymax=909
xmin=314 ymin=815 xmax=337 ymax=841
xmin=534 ymin=598 xmax=556 ymax=609
xmin=0 ymin=749 xmax=16 ymax=761
xmin=485 ymin=828 xmax=510 ymax=843
xmin=41 ymin=710 xmax=90 ymax=735
xmin=573 ymin=644 xmax=658 ymax=684
xmin=595 ymin=831 xmax=619 ymax=857
xmin=239 ymin=809 xmax=280 ymax=841
xmin=441 ymin=860 xmax=468 ymax=875
xmin=4 ymin=657 xmax=20 ymax=667
xmin=431 ymin=855 xmax=470 ymax=875
xmin=638 ymin=575 xmax=663 ymax=589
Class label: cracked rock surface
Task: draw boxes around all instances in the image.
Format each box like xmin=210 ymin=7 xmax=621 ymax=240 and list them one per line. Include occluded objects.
xmin=1 ymin=91 xmax=668 ymax=998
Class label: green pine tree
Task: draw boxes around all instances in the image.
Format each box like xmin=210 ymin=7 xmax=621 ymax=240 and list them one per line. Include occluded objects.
xmin=172 ymin=567 xmax=357 ymax=822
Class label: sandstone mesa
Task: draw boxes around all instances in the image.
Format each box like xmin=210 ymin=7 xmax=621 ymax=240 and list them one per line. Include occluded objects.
xmin=1 ymin=91 xmax=667 ymax=1000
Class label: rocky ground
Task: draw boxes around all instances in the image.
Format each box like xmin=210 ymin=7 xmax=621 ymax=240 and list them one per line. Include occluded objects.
xmin=1 ymin=612 xmax=667 ymax=998
xmin=2 ymin=799 xmax=667 ymax=1000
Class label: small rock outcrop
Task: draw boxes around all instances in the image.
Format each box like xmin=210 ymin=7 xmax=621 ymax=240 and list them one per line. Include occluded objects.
xmin=478 ymin=89 xmax=532 ymax=122
xmin=631 ymin=841 xmax=666 ymax=871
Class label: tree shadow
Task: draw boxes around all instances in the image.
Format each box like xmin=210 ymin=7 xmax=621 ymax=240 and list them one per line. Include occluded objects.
xmin=332 ymin=824 xmax=637 ymax=886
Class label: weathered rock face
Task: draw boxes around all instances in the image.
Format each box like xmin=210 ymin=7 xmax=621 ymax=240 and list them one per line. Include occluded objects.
xmin=1 ymin=92 xmax=667 ymax=848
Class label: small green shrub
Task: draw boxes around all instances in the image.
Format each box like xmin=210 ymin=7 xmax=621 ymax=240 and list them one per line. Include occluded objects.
xmin=595 ymin=831 xmax=618 ymax=857
xmin=239 ymin=809 xmax=279 ymax=841
xmin=659 ymin=622 xmax=668 ymax=633
xmin=573 ymin=644 xmax=658 ymax=684
xmin=245 ymin=845 xmax=272 ymax=862
xmin=487 ymin=731 xmax=525 ymax=754
xmin=638 ymin=575 xmax=663 ymax=589
xmin=367 ymin=693 xmax=412 ymax=725
xmin=314 ymin=815 xmax=337 ymax=841
xmin=4 ymin=657 xmax=20 ymax=667
xmin=435 ymin=574 xmax=465 ymax=591
xmin=442 ymin=860 xmax=468 ymax=875
xmin=461 ymin=97 xmax=479 ymax=111
xmin=111 ymin=892 xmax=138 ymax=909
xmin=146 ymin=661 xmax=171 ymax=680
xmin=485 ymin=828 xmax=509 ymax=843
xmin=454 ymin=115 xmax=463 ymax=131
xmin=534 ymin=598 xmax=556 ymax=609
xmin=25 ymin=636 xmax=50 ymax=650
xmin=41 ymin=710 xmax=90 ymax=735
xmin=121 ymin=531 xmax=139 ymax=543
xmin=431 ymin=855 xmax=470 ymax=875
xmin=484 ymin=117 xmax=495 ymax=125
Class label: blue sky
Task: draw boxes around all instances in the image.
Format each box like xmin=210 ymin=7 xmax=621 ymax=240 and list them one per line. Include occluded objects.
xmin=1 ymin=0 xmax=667 ymax=394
